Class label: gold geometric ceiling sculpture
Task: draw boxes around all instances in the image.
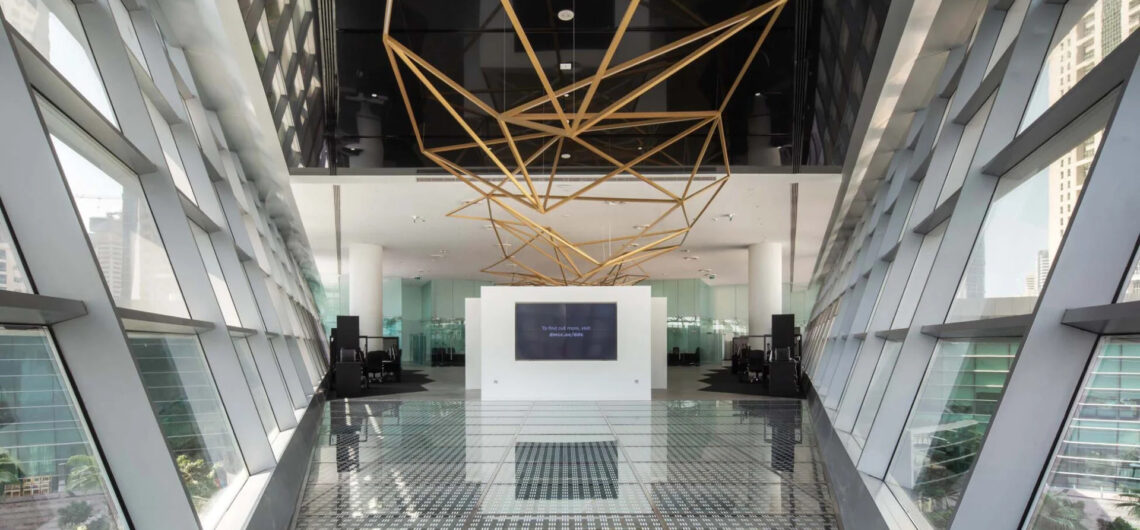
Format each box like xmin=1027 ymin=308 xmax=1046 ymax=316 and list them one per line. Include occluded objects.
xmin=382 ymin=0 xmax=787 ymax=285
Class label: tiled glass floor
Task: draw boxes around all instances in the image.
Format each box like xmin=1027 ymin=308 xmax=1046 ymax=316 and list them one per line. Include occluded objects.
xmin=295 ymin=400 xmax=838 ymax=529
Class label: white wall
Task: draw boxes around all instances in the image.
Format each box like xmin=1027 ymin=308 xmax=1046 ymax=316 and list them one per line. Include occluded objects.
xmin=465 ymin=298 xmax=480 ymax=390
xmin=481 ymin=286 xmax=651 ymax=400
xmin=651 ymin=297 xmax=667 ymax=389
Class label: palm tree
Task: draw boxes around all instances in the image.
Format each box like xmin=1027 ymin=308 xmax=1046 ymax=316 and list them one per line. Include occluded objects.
xmin=1036 ymin=492 xmax=1085 ymax=530
xmin=1116 ymin=489 xmax=1140 ymax=520
xmin=0 ymin=451 xmax=19 ymax=486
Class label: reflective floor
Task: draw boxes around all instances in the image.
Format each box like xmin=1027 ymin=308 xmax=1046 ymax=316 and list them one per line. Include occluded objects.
xmin=295 ymin=399 xmax=838 ymax=529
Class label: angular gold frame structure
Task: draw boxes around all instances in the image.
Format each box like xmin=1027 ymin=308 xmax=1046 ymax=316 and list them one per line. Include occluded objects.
xmin=382 ymin=0 xmax=787 ymax=285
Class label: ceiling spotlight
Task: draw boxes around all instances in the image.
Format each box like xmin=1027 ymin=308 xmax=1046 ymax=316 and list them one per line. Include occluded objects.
xmin=411 ymin=215 xmax=426 ymax=223
xmin=560 ymin=153 xmax=571 ymax=160
xmin=682 ymin=255 xmax=700 ymax=261
xmin=370 ymin=93 xmax=379 ymax=98
xmin=557 ymin=9 xmax=574 ymax=21
xmin=713 ymin=213 xmax=736 ymax=222
xmin=753 ymin=92 xmax=761 ymax=97
xmin=632 ymin=224 xmax=650 ymax=230
xmin=606 ymin=200 xmax=625 ymax=206
xmin=559 ymin=62 xmax=573 ymax=71
xmin=698 ymin=268 xmax=712 ymax=274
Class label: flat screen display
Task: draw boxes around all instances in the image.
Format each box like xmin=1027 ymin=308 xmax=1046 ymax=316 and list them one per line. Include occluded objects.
xmin=515 ymin=303 xmax=617 ymax=360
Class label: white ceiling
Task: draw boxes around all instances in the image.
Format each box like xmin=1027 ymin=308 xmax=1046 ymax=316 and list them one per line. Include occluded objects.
xmin=292 ymin=172 xmax=839 ymax=287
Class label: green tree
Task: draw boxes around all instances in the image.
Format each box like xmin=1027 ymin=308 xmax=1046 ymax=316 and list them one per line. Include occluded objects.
xmin=57 ymin=501 xmax=93 ymax=530
xmin=1117 ymin=489 xmax=1140 ymax=520
xmin=1099 ymin=517 xmax=1138 ymax=530
xmin=176 ymin=454 xmax=220 ymax=510
xmin=86 ymin=515 xmax=112 ymax=530
xmin=0 ymin=451 xmax=19 ymax=486
xmin=66 ymin=454 xmax=103 ymax=494
xmin=1035 ymin=492 xmax=1085 ymax=530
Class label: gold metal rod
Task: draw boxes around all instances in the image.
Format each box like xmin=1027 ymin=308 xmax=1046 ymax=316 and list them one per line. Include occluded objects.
xmin=502 ymin=2 xmax=777 ymax=117
xmin=577 ymin=2 xmax=780 ymax=132
xmin=572 ymin=0 xmax=641 ymax=130
xmin=500 ymin=0 xmax=571 ymax=130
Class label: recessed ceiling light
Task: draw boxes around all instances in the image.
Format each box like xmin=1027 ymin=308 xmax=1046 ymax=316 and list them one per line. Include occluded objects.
xmin=411 ymin=215 xmax=426 ymax=223
xmin=557 ymin=9 xmax=574 ymax=21
xmin=682 ymin=255 xmax=700 ymax=261
xmin=370 ymin=93 xmax=379 ymax=98
xmin=632 ymin=224 xmax=650 ymax=230
xmin=713 ymin=213 xmax=736 ymax=222
xmin=559 ymin=62 xmax=573 ymax=71
xmin=561 ymin=153 xmax=571 ymax=159
xmin=754 ymin=92 xmax=761 ymax=97
xmin=680 ymin=248 xmax=691 ymax=253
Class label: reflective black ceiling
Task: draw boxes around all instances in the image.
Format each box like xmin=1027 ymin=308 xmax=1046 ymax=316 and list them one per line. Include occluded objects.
xmin=320 ymin=0 xmax=888 ymax=172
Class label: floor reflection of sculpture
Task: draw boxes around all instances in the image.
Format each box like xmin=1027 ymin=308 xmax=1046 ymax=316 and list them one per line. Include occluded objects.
xmin=329 ymin=401 xmax=366 ymax=473
xmin=514 ymin=441 xmax=618 ymax=500
xmin=765 ymin=404 xmax=802 ymax=473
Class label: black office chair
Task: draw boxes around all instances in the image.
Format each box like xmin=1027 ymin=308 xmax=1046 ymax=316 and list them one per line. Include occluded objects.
xmin=668 ymin=347 xmax=680 ymax=366
xmin=747 ymin=349 xmax=768 ymax=383
xmin=690 ymin=347 xmax=702 ymax=366
xmin=364 ymin=350 xmax=386 ymax=384
xmin=380 ymin=346 xmax=403 ymax=380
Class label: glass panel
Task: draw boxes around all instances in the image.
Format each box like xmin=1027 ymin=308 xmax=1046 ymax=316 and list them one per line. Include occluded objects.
xmin=0 ymin=208 xmax=32 ymax=293
xmin=945 ymin=128 xmax=1104 ymax=323
xmin=126 ymin=333 xmax=246 ymax=527
xmin=45 ymin=105 xmax=190 ymax=318
xmin=1120 ymin=242 xmax=1140 ymax=302
xmin=0 ymin=0 xmax=117 ymax=124
xmin=107 ymin=0 xmax=147 ymax=73
xmin=1026 ymin=336 xmax=1140 ymax=529
xmin=143 ymin=96 xmax=196 ymax=203
xmin=851 ymin=341 xmax=904 ymax=447
xmin=231 ymin=338 xmax=277 ymax=439
xmin=0 ymin=327 xmax=127 ymax=529
xmin=937 ymin=95 xmax=995 ymax=204
xmin=892 ymin=222 xmax=948 ymax=329
xmin=886 ymin=339 xmax=1020 ymax=529
xmin=1021 ymin=0 xmax=1140 ymax=132
xmin=985 ymin=0 xmax=1030 ymax=75
xmin=189 ymin=223 xmax=241 ymax=327
xmin=250 ymin=13 xmax=272 ymax=67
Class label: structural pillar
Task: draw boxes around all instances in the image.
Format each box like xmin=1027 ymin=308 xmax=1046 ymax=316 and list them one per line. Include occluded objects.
xmin=348 ymin=243 xmax=384 ymax=337
xmin=748 ymin=242 xmax=782 ymax=346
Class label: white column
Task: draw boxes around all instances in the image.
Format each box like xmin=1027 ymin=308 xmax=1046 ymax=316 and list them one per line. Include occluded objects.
xmin=348 ymin=243 xmax=384 ymax=337
xmin=748 ymin=242 xmax=783 ymax=344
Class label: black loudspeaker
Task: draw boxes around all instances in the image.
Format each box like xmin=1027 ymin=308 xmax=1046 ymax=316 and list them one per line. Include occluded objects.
xmin=771 ymin=314 xmax=795 ymax=350
xmin=336 ymin=316 xmax=360 ymax=351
